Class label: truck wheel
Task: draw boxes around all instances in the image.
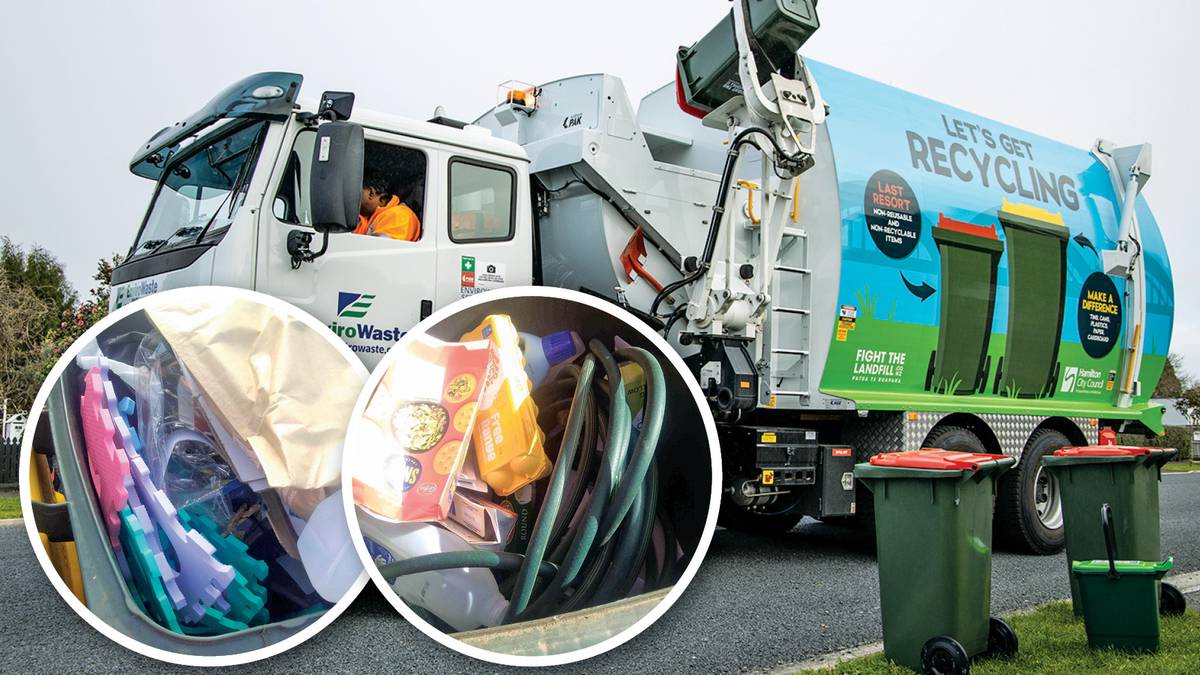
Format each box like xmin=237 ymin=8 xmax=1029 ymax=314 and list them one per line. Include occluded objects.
xmin=718 ymin=494 xmax=804 ymax=535
xmin=995 ymin=428 xmax=1068 ymax=554
xmin=923 ymin=425 xmax=987 ymax=454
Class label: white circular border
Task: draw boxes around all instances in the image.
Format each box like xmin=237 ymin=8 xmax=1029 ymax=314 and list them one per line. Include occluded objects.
xmin=340 ymin=285 xmax=722 ymax=668
xmin=18 ymin=286 xmax=370 ymax=667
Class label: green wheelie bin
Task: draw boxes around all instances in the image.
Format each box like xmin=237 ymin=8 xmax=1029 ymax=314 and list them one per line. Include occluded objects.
xmin=997 ymin=200 xmax=1069 ymax=399
xmin=856 ymin=450 xmax=1018 ymax=673
xmin=1042 ymin=444 xmax=1186 ymax=616
xmin=929 ymin=214 xmax=1004 ymax=395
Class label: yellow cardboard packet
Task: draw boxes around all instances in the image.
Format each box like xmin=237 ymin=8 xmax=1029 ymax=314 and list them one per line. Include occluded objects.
xmin=461 ymin=315 xmax=550 ymax=496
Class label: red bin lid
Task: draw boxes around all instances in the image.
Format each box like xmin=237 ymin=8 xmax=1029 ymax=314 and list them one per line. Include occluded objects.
xmin=937 ymin=213 xmax=999 ymax=240
xmin=869 ymin=449 xmax=1008 ymax=471
xmin=1054 ymin=446 xmax=1154 ymax=457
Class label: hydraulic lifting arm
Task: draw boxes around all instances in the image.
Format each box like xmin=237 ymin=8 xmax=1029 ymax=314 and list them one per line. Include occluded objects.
xmin=1091 ymin=140 xmax=1151 ymax=409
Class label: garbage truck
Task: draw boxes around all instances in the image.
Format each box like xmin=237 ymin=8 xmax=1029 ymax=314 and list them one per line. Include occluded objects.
xmin=109 ymin=0 xmax=1173 ymax=554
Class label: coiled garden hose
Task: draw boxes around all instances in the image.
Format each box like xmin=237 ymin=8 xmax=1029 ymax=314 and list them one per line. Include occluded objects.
xmin=376 ymin=551 xmax=559 ymax=579
xmin=377 ymin=336 xmax=682 ymax=628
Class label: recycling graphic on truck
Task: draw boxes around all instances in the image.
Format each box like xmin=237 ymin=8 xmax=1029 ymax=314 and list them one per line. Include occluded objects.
xmin=811 ymin=61 xmax=1171 ymax=425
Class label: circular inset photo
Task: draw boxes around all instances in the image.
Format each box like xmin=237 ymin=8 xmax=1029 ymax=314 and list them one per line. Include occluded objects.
xmin=343 ymin=287 xmax=720 ymax=666
xmin=19 ymin=288 xmax=368 ymax=666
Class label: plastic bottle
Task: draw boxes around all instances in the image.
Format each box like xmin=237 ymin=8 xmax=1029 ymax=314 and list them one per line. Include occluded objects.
xmin=519 ymin=330 xmax=585 ymax=387
xmin=358 ymin=513 xmax=509 ymax=630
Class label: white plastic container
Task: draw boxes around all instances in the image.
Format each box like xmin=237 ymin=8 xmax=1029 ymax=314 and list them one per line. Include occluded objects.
xmin=297 ymin=490 xmax=364 ymax=603
xmin=358 ymin=512 xmax=509 ymax=630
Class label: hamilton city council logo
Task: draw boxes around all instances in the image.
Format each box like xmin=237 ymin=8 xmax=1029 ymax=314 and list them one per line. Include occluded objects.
xmin=337 ymin=292 xmax=376 ymax=318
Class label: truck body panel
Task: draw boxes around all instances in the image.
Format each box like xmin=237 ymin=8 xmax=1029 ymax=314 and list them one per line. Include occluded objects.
xmin=807 ymin=61 xmax=1173 ymax=429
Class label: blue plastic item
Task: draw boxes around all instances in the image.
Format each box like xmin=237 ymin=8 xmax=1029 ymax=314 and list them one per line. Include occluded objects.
xmin=519 ymin=330 xmax=585 ymax=386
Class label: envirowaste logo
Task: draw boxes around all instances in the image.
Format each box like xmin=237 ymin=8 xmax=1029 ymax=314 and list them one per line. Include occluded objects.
xmin=330 ymin=291 xmax=403 ymax=355
xmin=338 ymin=292 xmax=375 ymax=318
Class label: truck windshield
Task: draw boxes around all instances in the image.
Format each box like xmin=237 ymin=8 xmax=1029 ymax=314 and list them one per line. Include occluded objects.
xmin=129 ymin=121 xmax=269 ymax=260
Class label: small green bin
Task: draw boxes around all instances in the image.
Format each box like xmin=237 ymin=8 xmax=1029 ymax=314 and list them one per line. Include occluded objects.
xmin=856 ymin=450 xmax=1017 ymax=672
xmin=1042 ymin=445 xmax=1182 ymax=616
xmin=1072 ymin=503 xmax=1173 ymax=652
xmin=929 ymin=215 xmax=1004 ymax=395
xmin=997 ymin=204 xmax=1069 ymax=398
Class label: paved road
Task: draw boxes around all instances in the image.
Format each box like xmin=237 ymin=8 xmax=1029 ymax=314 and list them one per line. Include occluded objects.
xmin=2 ymin=472 xmax=1197 ymax=673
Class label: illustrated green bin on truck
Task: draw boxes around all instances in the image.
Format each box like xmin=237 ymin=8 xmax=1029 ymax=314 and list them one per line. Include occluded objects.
xmin=997 ymin=200 xmax=1071 ymax=399
xmin=104 ymin=0 xmax=1173 ymax=556
xmin=928 ymin=214 xmax=1005 ymax=395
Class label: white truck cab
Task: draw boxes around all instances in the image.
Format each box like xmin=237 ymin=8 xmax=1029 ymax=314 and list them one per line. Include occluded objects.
xmin=114 ymin=73 xmax=533 ymax=366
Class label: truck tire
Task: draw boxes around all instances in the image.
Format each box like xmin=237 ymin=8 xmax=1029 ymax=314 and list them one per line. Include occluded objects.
xmin=923 ymin=425 xmax=987 ymax=454
xmin=718 ymin=495 xmax=805 ymax=536
xmin=995 ymin=428 xmax=1068 ymax=554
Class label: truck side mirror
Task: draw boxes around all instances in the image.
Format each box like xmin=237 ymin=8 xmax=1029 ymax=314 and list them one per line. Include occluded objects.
xmin=309 ymin=121 xmax=364 ymax=234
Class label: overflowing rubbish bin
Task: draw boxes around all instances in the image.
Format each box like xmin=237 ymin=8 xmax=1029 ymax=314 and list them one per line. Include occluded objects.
xmin=1042 ymin=444 xmax=1186 ymax=616
xmin=1072 ymin=503 xmax=1173 ymax=652
xmin=856 ymin=450 xmax=1017 ymax=673
xmin=929 ymin=214 xmax=1005 ymax=395
xmin=997 ymin=200 xmax=1069 ymax=399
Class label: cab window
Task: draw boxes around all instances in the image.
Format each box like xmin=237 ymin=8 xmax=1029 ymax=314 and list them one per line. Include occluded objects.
xmin=275 ymin=131 xmax=427 ymax=241
xmin=448 ymin=158 xmax=515 ymax=243
xmin=131 ymin=121 xmax=268 ymax=260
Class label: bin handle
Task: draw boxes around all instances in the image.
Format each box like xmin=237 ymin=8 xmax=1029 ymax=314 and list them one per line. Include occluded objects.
xmin=1101 ymin=502 xmax=1119 ymax=579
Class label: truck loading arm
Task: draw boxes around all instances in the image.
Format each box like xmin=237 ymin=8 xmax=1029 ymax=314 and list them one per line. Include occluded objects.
xmin=660 ymin=0 xmax=825 ymax=344
xmin=1091 ymin=140 xmax=1151 ymax=409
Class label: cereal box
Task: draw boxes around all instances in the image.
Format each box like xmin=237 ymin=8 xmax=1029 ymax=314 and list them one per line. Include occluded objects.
xmin=352 ymin=334 xmax=492 ymax=522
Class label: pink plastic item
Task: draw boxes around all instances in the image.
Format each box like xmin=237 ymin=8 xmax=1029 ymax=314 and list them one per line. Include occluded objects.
xmin=80 ymin=368 xmax=130 ymax=548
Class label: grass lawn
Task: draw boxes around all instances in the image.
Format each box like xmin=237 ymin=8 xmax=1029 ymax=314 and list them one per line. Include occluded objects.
xmin=806 ymin=601 xmax=1200 ymax=674
xmin=0 ymin=492 xmax=22 ymax=519
xmin=1164 ymin=462 xmax=1197 ymax=473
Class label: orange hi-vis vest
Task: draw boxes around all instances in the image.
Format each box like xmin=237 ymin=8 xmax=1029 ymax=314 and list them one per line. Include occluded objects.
xmin=355 ymin=196 xmax=421 ymax=241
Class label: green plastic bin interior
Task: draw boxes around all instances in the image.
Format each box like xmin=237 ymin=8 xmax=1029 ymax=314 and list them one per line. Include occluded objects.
xmin=998 ymin=210 xmax=1069 ymax=398
xmin=930 ymin=223 xmax=1004 ymax=395
xmin=677 ymin=0 xmax=820 ymax=113
xmin=1072 ymin=557 xmax=1172 ymax=652
xmin=855 ymin=457 xmax=1014 ymax=670
xmin=47 ymin=374 xmax=323 ymax=656
xmin=1043 ymin=448 xmax=1176 ymax=615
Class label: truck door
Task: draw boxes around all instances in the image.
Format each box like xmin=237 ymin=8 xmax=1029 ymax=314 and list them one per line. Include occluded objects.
xmin=256 ymin=126 xmax=440 ymax=366
xmin=434 ymin=154 xmax=534 ymax=306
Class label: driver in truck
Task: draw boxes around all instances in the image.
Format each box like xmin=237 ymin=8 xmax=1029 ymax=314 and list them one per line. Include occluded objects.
xmin=356 ymin=171 xmax=422 ymax=241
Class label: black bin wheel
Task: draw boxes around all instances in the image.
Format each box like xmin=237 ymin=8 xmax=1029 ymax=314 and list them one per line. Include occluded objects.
xmin=1161 ymin=582 xmax=1187 ymax=616
xmin=986 ymin=616 xmax=1019 ymax=657
xmin=921 ymin=635 xmax=970 ymax=675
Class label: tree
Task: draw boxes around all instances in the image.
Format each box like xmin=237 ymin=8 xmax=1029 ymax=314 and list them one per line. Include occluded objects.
xmin=1155 ymin=353 xmax=1189 ymax=398
xmin=1 ymin=237 xmax=76 ymax=321
xmin=0 ymin=238 xmax=121 ymax=412
xmin=0 ymin=273 xmax=53 ymax=410
xmin=1177 ymin=385 xmax=1200 ymax=426
xmin=39 ymin=253 xmax=123 ymax=378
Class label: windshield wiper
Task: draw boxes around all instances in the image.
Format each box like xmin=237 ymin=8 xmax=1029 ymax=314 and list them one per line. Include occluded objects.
xmin=198 ymin=126 xmax=266 ymax=243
